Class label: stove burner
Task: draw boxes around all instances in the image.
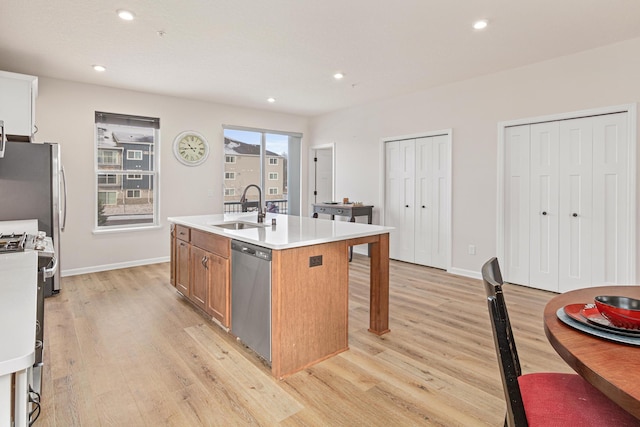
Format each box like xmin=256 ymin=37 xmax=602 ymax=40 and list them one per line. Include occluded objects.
xmin=0 ymin=232 xmax=27 ymax=252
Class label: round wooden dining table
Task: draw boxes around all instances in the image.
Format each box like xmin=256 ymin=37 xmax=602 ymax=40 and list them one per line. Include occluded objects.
xmin=543 ymin=286 xmax=640 ymax=419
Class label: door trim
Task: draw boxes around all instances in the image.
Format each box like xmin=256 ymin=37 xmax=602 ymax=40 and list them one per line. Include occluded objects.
xmin=497 ymin=103 xmax=637 ymax=284
xmin=309 ymin=143 xmax=335 ymax=206
xmin=379 ymin=129 xmax=453 ymax=271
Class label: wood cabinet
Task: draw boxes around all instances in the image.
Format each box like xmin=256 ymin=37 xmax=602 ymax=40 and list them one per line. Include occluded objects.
xmin=169 ymin=225 xmax=230 ymax=327
xmin=175 ymin=225 xmax=190 ymax=296
xmin=0 ymin=70 xmax=37 ymax=136
xmin=191 ymin=229 xmax=230 ymax=326
xmin=190 ymin=246 xmax=209 ymax=311
xmin=170 ymin=224 xmax=176 ymax=286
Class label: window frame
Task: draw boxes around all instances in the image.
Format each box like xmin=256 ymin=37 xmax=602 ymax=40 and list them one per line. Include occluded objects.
xmin=268 ymin=187 xmax=279 ymax=195
xmin=127 ymin=150 xmax=143 ymax=160
xmin=225 ymin=172 xmax=236 ymax=180
xmin=94 ymin=111 xmax=161 ymax=233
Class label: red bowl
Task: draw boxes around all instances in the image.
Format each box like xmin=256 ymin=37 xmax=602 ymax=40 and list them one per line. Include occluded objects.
xmin=594 ymin=295 xmax=640 ymax=330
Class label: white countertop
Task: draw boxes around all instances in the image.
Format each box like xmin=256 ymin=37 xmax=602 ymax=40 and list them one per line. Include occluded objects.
xmin=0 ymin=250 xmax=37 ymax=376
xmin=168 ymin=213 xmax=393 ymax=250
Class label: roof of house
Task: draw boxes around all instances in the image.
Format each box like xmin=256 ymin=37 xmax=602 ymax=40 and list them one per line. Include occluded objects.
xmin=224 ymin=138 xmax=281 ymax=157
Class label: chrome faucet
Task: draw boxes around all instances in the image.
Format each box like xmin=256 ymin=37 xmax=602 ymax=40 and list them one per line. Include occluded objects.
xmin=240 ymin=184 xmax=265 ymax=223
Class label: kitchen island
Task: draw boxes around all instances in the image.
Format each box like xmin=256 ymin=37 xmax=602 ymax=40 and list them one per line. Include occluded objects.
xmin=168 ymin=212 xmax=392 ymax=378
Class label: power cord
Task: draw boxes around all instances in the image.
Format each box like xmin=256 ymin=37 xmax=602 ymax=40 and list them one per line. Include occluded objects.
xmin=28 ymin=385 xmax=41 ymax=425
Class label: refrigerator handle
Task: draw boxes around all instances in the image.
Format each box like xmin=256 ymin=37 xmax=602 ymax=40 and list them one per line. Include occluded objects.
xmin=61 ymin=165 xmax=68 ymax=231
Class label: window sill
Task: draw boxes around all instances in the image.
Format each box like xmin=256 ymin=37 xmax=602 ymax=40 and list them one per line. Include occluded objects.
xmin=92 ymin=224 xmax=162 ymax=235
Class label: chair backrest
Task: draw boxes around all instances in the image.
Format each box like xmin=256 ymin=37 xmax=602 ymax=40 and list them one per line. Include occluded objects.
xmin=481 ymin=257 xmax=528 ymax=427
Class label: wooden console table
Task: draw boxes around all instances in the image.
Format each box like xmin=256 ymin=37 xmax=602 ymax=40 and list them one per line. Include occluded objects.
xmin=312 ymin=203 xmax=374 ymax=260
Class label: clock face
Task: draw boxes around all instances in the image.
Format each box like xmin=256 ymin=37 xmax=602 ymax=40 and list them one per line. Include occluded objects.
xmin=173 ymin=131 xmax=209 ymax=166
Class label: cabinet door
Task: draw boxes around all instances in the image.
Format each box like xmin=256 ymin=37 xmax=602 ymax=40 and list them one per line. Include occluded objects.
xmin=207 ymin=253 xmax=229 ymax=326
xmin=504 ymin=125 xmax=531 ymax=285
xmin=190 ymin=246 xmax=208 ymax=310
xmin=176 ymin=239 xmax=190 ymax=296
xmin=0 ymin=72 xmax=36 ymax=135
xmin=558 ymin=117 xmax=593 ymax=292
xmin=529 ymin=121 xmax=560 ymax=292
xmin=170 ymin=224 xmax=176 ymax=287
xmin=385 ymin=139 xmax=415 ymax=262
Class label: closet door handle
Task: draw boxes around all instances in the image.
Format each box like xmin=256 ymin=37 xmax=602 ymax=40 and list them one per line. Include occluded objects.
xmin=542 ymin=211 xmax=548 ymax=216
xmin=572 ymin=213 xmax=578 ymax=217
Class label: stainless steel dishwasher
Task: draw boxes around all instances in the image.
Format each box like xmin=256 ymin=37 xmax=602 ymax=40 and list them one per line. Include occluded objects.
xmin=231 ymin=240 xmax=272 ymax=362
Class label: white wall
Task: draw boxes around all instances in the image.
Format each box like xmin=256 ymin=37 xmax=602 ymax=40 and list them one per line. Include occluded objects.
xmin=34 ymin=77 xmax=308 ymax=275
xmin=309 ymin=37 xmax=640 ymax=276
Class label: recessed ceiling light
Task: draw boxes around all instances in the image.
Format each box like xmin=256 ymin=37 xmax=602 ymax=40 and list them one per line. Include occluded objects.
xmin=333 ymin=72 xmax=345 ymax=80
xmin=473 ymin=19 xmax=488 ymax=30
xmin=92 ymin=64 xmax=106 ymax=72
xmin=267 ymin=97 xmax=276 ymax=103
xmin=117 ymin=9 xmax=135 ymax=21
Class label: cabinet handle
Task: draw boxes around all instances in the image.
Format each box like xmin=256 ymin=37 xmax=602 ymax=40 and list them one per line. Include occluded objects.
xmin=405 ymin=205 xmax=409 ymax=208
xmin=542 ymin=211 xmax=548 ymax=216
xmin=201 ymin=256 xmax=208 ymax=269
xmin=422 ymin=205 xmax=426 ymax=208
xmin=572 ymin=213 xmax=578 ymax=217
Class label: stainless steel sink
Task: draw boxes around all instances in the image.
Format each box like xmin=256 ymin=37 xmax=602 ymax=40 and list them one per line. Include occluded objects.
xmin=211 ymin=221 xmax=266 ymax=230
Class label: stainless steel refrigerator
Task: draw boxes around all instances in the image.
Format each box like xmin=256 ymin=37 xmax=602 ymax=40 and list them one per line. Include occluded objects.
xmin=0 ymin=140 xmax=66 ymax=296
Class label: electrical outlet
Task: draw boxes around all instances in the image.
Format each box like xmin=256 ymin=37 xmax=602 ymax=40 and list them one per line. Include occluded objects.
xmin=468 ymin=244 xmax=476 ymax=255
xmin=309 ymin=255 xmax=323 ymax=267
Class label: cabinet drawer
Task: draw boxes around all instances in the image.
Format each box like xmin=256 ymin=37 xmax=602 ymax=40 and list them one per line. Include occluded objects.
xmin=175 ymin=225 xmax=190 ymax=242
xmin=191 ymin=229 xmax=230 ymax=258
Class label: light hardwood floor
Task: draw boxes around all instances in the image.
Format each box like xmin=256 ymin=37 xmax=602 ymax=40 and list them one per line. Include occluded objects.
xmin=37 ymin=256 xmax=570 ymax=426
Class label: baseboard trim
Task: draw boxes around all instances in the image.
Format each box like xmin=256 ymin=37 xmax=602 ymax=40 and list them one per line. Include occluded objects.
xmin=62 ymin=256 xmax=170 ymax=277
xmin=447 ymin=267 xmax=481 ymax=280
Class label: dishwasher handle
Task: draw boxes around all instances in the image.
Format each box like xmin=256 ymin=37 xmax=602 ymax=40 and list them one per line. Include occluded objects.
xmin=241 ymin=247 xmax=256 ymax=255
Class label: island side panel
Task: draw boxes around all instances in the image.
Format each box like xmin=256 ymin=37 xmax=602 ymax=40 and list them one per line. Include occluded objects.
xmin=271 ymin=241 xmax=349 ymax=379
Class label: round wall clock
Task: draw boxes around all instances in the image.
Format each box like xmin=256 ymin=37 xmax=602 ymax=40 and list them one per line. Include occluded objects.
xmin=173 ymin=131 xmax=210 ymax=166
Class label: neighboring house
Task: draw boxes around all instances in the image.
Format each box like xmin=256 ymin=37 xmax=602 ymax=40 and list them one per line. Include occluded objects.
xmin=223 ymin=137 xmax=286 ymax=203
xmin=97 ymin=129 xmax=154 ymax=207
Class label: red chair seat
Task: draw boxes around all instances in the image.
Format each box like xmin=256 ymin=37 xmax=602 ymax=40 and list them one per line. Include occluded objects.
xmin=519 ymin=373 xmax=640 ymax=426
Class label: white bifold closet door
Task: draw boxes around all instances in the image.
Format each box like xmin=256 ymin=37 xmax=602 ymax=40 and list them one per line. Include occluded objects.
xmin=385 ymin=139 xmax=415 ymax=263
xmin=385 ymin=135 xmax=448 ymax=269
xmin=505 ymin=112 xmax=629 ymax=292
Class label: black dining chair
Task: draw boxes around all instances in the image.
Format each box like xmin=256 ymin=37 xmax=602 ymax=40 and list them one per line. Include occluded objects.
xmin=481 ymin=257 xmax=640 ymax=427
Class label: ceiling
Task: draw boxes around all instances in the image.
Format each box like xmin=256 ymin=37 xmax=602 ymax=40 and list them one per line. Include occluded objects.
xmin=1 ymin=1 xmax=640 ymax=117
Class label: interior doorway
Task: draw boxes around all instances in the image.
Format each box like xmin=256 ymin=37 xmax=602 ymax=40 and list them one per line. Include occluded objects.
xmin=310 ymin=144 xmax=334 ymax=205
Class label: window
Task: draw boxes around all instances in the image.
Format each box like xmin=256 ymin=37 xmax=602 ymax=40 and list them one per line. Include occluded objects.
xmin=94 ymin=111 xmax=159 ymax=231
xmin=98 ymin=191 xmax=117 ymax=205
xmin=224 ymin=188 xmax=235 ymax=196
xmin=223 ymin=127 xmax=302 ymax=215
xmin=225 ymin=155 xmax=236 ymax=163
xmin=225 ymin=172 xmax=235 ymax=180
xmin=127 ymin=150 xmax=143 ymax=160
xmin=98 ymin=174 xmax=118 ymax=185
xmin=98 ymin=149 xmax=120 ymax=165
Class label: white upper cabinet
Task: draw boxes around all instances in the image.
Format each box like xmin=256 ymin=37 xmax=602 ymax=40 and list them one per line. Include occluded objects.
xmin=0 ymin=70 xmax=38 ymax=137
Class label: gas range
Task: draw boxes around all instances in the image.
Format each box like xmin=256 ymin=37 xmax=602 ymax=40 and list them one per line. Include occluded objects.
xmin=0 ymin=231 xmax=55 ymax=263
xmin=0 ymin=232 xmax=27 ymax=252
